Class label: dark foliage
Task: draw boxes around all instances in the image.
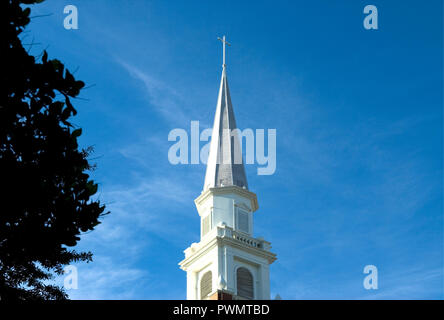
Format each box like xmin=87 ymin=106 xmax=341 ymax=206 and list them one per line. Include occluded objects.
xmin=0 ymin=0 xmax=106 ymax=300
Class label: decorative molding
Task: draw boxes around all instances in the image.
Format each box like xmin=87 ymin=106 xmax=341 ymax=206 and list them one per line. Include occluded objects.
xmin=180 ymin=227 xmax=276 ymax=271
xmin=195 ymin=186 xmax=259 ymax=212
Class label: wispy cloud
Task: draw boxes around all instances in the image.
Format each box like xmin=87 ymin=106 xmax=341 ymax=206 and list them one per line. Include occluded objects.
xmin=358 ymin=266 xmax=443 ymax=300
xmin=64 ymin=174 xmax=200 ymax=299
xmin=272 ymin=264 xmax=443 ymax=300
xmin=67 ymin=256 xmax=149 ymax=300
xmin=116 ymin=59 xmax=193 ymax=126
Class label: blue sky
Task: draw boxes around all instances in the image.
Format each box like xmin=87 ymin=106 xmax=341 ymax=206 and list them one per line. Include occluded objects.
xmin=26 ymin=0 xmax=442 ymax=299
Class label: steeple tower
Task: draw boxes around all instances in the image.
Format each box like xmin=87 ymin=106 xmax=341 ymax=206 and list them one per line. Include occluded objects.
xmin=179 ymin=36 xmax=276 ymax=300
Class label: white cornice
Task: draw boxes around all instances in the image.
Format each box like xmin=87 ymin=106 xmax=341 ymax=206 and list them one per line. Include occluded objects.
xmin=195 ymin=186 xmax=259 ymax=212
xmin=179 ymin=233 xmax=276 ymax=270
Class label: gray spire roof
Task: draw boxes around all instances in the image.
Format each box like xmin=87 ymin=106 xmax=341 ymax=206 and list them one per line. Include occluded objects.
xmin=203 ymin=67 xmax=249 ymax=191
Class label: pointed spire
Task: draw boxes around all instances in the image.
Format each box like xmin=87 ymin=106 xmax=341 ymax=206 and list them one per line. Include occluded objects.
xmin=203 ymin=40 xmax=248 ymax=191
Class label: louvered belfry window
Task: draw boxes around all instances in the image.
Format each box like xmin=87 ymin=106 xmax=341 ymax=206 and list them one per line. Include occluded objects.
xmin=202 ymin=215 xmax=210 ymax=237
xmin=237 ymin=267 xmax=254 ymax=299
xmin=200 ymin=271 xmax=212 ymax=299
xmin=237 ymin=209 xmax=249 ymax=233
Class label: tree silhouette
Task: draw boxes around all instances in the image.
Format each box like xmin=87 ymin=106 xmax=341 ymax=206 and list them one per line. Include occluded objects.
xmin=0 ymin=0 xmax=107 ymax=300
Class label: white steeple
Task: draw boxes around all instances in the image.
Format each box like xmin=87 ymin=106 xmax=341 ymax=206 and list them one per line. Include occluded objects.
xmin=179 ymin=36 xmax=276 ymax=300
xmin=204 ymin=37 xmax=248 ymax=191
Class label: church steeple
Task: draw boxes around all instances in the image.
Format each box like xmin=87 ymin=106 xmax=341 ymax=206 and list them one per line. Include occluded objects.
xmin=204 ymin=36 xmax=248 ymax=191
xmin=179 ymin=36 xmax=275 ymax=300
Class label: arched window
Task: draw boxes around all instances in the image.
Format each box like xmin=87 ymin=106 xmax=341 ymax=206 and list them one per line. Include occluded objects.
xmin=200 ymin=271 xmax=212 ymax=299
xmin=237 ymin=267 xmax=254 ymax=299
